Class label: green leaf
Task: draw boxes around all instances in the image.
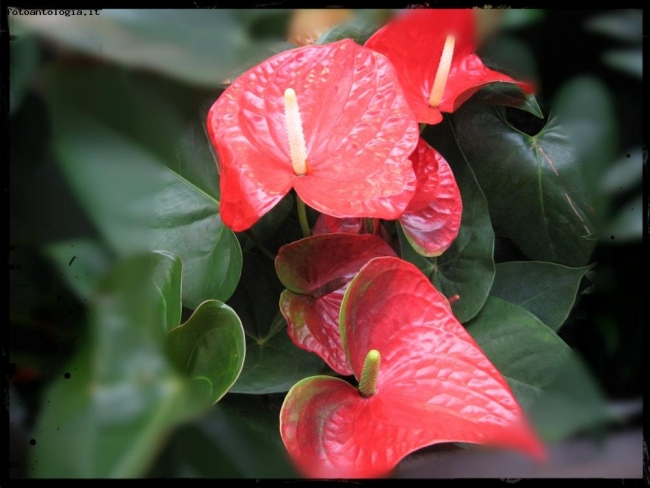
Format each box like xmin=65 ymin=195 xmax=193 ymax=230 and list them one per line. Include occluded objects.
xmin=45 ymin=65 xmax=242 ymax=308
xmin=227 ymin=253 xmax=324 ymax=394
xmin=490 ymin=261 xmax=593 ymax=331
xmin=167 ymin=300 xmax=246 ymax=405
xmin=42 ymin=239 xmax=113 ymax=302
xmin=316 ymin=18 xmax=379 ymax=46
xmin=449 ymin=102 xmax=596 ymax=267
xmin=467 ymin=297 xmax=608 ymax=443
xmin=150 ymin=394 xmax=297 ymax=478
xmin=14 ymin=9 xmax=291 ymax=87
xmin=150 ymin=250 xmax=183 ymax=335
xmin=30 ymin=252 xmax=198 ymax=478
xmin=472 ymin=83 xmax=543 ymax=118
xmin=401 ymin=122 xmax=496 ymax=323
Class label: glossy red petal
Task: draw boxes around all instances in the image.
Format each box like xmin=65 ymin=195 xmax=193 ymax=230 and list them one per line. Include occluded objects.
xmin=275 ymin=233 xmax=396 ymax=294
xmin=332 ymin=257 xmax=545 ymax=473
xmin=281 ymin=376 xmax=417 ymax=478
xmin=399 ymin=138 xmax=462 ymax=256
xmin=276 ymin=234 xmax=397 ymax=375
xmin=208 ymin=39 xmax=418 ymax=231
xmin=280 ymin=289 xmax=353 ymax=376
xmin=365 ymin=9 xmax=534 ymax=124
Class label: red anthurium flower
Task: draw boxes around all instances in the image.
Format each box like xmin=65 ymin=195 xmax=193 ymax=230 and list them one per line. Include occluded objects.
xmin=365 ymin=9 xmax=535 ymax=125
xmin=280 ymin=256 xmax=545 ymax=478
xmin=399 ymin=137 xmax=462 ymax=256
xmin=312 ymin=138 xmax=462 ymax=257
xmin=275 ymin=234 xmax=397 ymax=376
xmin=207 ymin=39 xmax=419 ymax=232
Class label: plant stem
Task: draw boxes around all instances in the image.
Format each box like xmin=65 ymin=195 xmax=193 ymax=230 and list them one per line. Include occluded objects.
xmin=296 ymin=194 xmax=311 ymax=238
xmin=365 ymin=218 xmax=375 ymax=234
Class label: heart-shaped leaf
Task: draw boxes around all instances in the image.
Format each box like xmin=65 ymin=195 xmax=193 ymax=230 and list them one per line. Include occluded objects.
xmin=167 ymin=300 xmax=245 ymax=405
xmin=400 ymin=122 xmax=495 ymax=323
xmin=490 ymin=261 xmax=593 ymax=331
xmin=45 ymin=65 xmax=242 ymax=308
xmin=399 ymin=137 xmax=462 ymax=257
xmin=467 ymin=297 xmax=608 ymax=442
xmin=207 ymin=38 xmax=419 ymax=231
xmin=364 ymin=9 xmax=534 ymax=124
xmin=281 ymin=257 xmax=544 ymax=478
xmin=227 ymin=253 xmax=324 ymax=394
xmin=30 ymin=252 xmax=214 ymax=477
xmin=449 ymin=102 xmax=596 ymax=267
xmin=276 ymin=234 xmax=397 ymax=375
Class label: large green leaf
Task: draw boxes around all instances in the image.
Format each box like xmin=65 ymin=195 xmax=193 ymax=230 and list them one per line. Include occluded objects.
xmin=227 ymin=253 xmax=324 ymax=394
xmin=42 ymin=239 xmax=113 ymax=302
xmin=45 ymin=65 xmax=241 ymax=308
xmin=167 ymin=300 xmax=246 ymax=404
xmin=467 ymin=297 xmax=608 ymax=443
xmin=30 ymin=252 xmax=203 ymax=477
xmin=14 ymin=9 xmax=293 ymax=87
xmin=400 ymin=123 xmax=495 ymax=323
xmin=449 ymin=102 xmax=596 ymax=267
xmin=490 ymin=261 xmax=593 ymax=331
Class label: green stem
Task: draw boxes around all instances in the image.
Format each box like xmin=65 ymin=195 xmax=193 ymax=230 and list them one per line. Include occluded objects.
xmin=365 ymin=218 xmax=376 ymax=235
xmin=359 ymin=349 xmax=381 ymax=397
xmin=296 ymin=195 xmax=311 ymax=238
xmin=419 ymin=122 xmax=428 ymax=134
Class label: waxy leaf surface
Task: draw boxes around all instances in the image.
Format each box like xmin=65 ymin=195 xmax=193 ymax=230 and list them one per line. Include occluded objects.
xmin=276 ymin=234 xmax=396 ymax=375
xmin=449 ymin=102 xmax=596 ymax=266
xmin=45 ymin=66 xmax=242 ymax=309
xmin=167 ymin=300 xmax=246 ymax=405
xmin=208 ymin=39 xmax=419 ymax=231
xmin=490 ymin=261 xmax=593 ymax=331
xmin=365 ymin=9 xmax=534 ymax=124
xmin=281 ymin=257 xmax=544 ymax=478
xmin=467 ymin=297 xmax=608 ymax=442
xmin=31 ymin=252 xmax=233 ymax=477
xmin=399 ymin=137 xmax=462 ymax=257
